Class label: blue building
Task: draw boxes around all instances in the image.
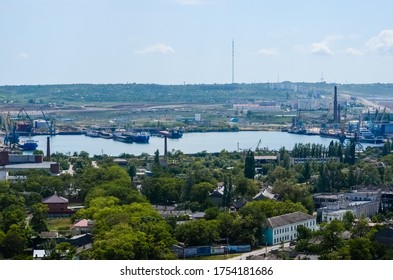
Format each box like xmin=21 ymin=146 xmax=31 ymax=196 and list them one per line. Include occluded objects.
xmin=264 ymin=212 xmax=316 ymax=246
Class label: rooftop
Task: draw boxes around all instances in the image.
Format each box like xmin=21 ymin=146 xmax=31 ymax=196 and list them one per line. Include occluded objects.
xmin=267 ymin=212 xmax=314 ymax=228
xmin=43 ymin=194 xmax=69 ymax=204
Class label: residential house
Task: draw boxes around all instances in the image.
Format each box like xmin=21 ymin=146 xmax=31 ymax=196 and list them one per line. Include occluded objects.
xmin=71 ymin=219 xmax=94 ymax=235
xmin=42 ymin=194 xmax=74 ymax=217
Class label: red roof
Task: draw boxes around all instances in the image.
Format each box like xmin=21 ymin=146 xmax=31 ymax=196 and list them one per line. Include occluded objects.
xmin=42 ymin=194 xmax=68 ymax=204
xmin=72 ymin=219 xmax=93 ymax=228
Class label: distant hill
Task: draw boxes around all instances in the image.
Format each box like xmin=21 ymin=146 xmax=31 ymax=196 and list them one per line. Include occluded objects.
xmin=0 ymin=82 xmax=392 ymax=106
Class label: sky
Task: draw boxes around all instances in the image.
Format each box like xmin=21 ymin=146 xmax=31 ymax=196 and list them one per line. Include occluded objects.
xmin=1 ymin=0 xmax=393 ymax=85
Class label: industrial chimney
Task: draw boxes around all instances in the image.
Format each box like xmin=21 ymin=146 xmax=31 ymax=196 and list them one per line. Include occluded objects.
xmin=333 ymin=86 xmax=338 ymax=123
xmin=46 ymin=136 xmax=50 ymax=159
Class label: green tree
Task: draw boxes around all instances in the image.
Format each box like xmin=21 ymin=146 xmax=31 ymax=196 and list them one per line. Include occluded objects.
xmin=90 ymin=203 xmax=176 ymax=259
xmin=342 ymin=211 xmax=355 ymax=230
xmin=244 ymin=150 xmax=255 ymax=179
xmin=348 ymin=238 xmax=372 ymax=260
xmin=297 ymin=224 xmax=312 ymax=240
xmin=174 ymin=219 xmax=220 ymax=246
xmin=127 ymin=163 xmax=137 ymax=185
xmin=154 ymin=149 xmax=160 ymax=165
xmin=30 ymin=203 xmax=49 ymax=233
xmin=320 ymin=219 xmax=345 ymax=252
xmin=190 ymin=182 xmax=215 ymax=205
xmin=44 ymin=242 xmax=77 ymax=260
xmin=2 ymin=224 xmax=28 ymax=258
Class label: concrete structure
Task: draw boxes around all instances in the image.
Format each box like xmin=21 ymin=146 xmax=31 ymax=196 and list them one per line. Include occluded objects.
xmin=0 ymin=150 xmax=60 ymax=174
xmin=315 ymin=191 xmax=381 ymax=223
xmin=4 ymin=162 xmax=60 ymax=174
xmin=264 ymin=212 xmax=316 ymax=246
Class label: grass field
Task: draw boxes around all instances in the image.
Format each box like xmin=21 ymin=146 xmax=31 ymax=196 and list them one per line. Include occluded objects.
xmin=47 ymin=217 xmax=72 ymax=231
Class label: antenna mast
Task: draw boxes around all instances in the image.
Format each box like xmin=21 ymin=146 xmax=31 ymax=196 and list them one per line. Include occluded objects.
xmin=232 ymin=39 xmax=235 ymax=84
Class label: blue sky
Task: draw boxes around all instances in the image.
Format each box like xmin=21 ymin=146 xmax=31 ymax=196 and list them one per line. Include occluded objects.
xmin=1 ymin=0 xmax=393 ymax=85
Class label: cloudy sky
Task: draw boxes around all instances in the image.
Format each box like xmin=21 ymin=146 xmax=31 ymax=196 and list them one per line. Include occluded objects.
xmin=1 ymin=0 xmax=393 ymax=85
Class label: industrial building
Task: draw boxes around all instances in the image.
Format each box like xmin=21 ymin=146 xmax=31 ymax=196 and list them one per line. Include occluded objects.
xmin=315 ymin=191 xmax=381 ymax=222
xmin=0 ymin=150 xmax=60 ymax=174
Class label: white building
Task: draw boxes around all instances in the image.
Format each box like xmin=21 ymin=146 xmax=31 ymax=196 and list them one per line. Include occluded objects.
xmin=264 ymin=212 xmax=317 ymax=246
xmin=318 ymin=191 xmax=381 ymax=222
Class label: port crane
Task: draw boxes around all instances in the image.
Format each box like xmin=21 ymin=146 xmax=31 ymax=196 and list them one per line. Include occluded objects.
xmin=40 ymin=108 xmax=56 ymax=135
xmin=255 ymin=139 xmax=262 ymax=151
xmin=2 ymin=112 xmax=19 ymax=147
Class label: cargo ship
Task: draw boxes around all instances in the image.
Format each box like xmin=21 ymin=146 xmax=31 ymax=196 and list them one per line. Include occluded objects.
xmin=121 ymin=132 xmax=150 ymax=143
xmin=130 ymin=132 xmax=150 ymax=143
xmin=19 ymin=139 xmax=38 ymax=151
xmin=113 ymin=132 xmax=133 ymax=143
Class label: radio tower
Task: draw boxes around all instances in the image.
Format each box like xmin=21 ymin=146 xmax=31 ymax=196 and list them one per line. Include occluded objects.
xmin=232 ymin=39 xmax=235 ymax=84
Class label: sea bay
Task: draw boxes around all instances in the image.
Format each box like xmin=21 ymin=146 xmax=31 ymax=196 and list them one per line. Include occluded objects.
xmin=19 ymin=131 xmax=359 ymax=157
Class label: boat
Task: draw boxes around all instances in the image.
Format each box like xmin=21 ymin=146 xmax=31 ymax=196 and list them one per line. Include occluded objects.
xmin=167 ymin=129 xmax=183 ymax=139
xmin=357 ymin=127 xmax=385 ymax=144
xmin=319 ymin=129 xmax=342 ymax=139
xmin=98 ymin=131 xmax=113 ymax=139
xmin=85 ymin=130 xmax=100 ymax=138
xmin=113 ymin=132 xmax=133 ymax=143
xmin=287 ymin=126 xmax=306 ymax=134
xmin=128 ymin=132 xmax=150 ymax=143
xmin=19 ymin=139 xmax=38 ymax=151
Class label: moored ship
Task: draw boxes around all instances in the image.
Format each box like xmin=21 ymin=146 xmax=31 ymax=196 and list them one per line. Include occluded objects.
xmin=19 ymin=139 xmax=38 ymax=151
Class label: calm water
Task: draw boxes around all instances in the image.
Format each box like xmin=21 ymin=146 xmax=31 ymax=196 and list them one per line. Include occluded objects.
xmin=19 ymin=131 xmax=348 ymax=157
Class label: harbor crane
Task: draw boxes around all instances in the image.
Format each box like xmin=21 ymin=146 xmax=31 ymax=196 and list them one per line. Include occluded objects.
xmin=255 ymin=139 xmax=262 ymax=151
xmin=40 ymin=108 xmax=56 ymax=135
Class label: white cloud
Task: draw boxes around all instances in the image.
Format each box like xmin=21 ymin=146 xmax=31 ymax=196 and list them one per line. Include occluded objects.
xmin=257 ymin=48 xmax=279 ymax=56
xmin=345 ymin=47 xmax=365 ymax=56
xmin=367 ymin=29 xmax=393 ymax=55
xmin=18 ymin=52 xmax=29 ymax=59
xmin=310 ymin=41 xmax=334 ymax=56
xmin=309 ymin=35 xmax=342 ymax=56
xmin=135 ymin=43 xmax=175 ymax=54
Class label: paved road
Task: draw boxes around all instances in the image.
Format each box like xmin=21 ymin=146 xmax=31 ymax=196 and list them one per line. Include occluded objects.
xmin=229 ymin=243 xmax=290 ymax=260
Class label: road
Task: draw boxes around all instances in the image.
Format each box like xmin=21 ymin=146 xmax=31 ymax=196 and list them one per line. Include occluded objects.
xmin=229 ymin=242 xmax=290 ymax=260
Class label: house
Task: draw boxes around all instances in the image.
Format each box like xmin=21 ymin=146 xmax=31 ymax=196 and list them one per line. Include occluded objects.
xmin=208 ymin=182 xmax=225 ymax=206
xmin=71 ymin=219 xmax=94 ymax=235
xmin=253 ymin=186 xmax=278 ymax=201
xmin=264 ymin=212 xmax=316 ymax=246
xmin=42 ymin=194 xmax=74 ymax=217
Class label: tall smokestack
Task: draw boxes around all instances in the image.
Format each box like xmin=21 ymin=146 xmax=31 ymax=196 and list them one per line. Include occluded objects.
xmin=46 ymin=136 xmax=50 ymax=158
xmin=333 ymin=86 xmax=338 ymax=123
xmin=337 ymin=104 xmax=341 ymax=122
xmin=164 ymin=136 xmax=168 ymax=158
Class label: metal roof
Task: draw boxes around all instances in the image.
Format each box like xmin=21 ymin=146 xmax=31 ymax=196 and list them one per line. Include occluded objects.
xmin=267 ymin=211 xmax=314 ymax=228
xmin=42 ymin=194 xmax=68 ymax=204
